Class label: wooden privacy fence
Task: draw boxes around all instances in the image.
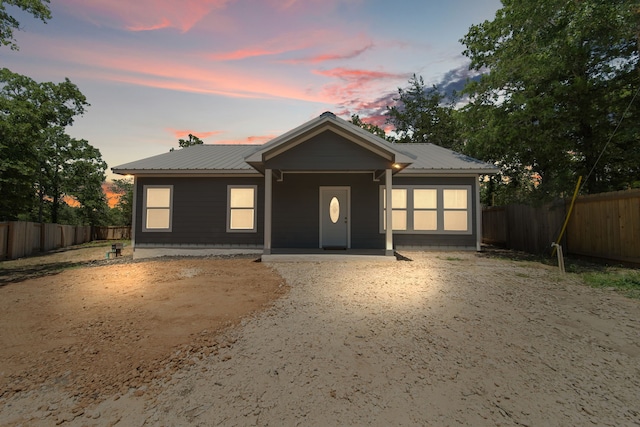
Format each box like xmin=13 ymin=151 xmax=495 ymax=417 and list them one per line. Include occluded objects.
xmin=0 ymin=222 xmax=91 ymax=260
xmin=483 ymin=189 xmax=640 ymax=264
xmin=566 ymin=190 xmax=640 ymax=264
xmin=93 ymin=226 xmax=131 ymax=241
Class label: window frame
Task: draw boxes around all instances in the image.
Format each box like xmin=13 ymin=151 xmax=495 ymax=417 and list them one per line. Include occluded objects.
xmin=142 ymin=185 xmax=173 ymax=232
xmin=227 ymin=185 xmax=258 ymax=233
xmin=379 ymin=185 xmax=472 ymax=235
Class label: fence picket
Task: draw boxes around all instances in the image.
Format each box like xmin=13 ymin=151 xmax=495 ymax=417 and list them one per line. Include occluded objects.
xmin=483 ymin=189 xmax=640 ymax=264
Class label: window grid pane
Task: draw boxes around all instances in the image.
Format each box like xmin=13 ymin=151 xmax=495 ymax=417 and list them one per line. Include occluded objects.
xmin=146 ymin=208 xmax=170 ymax=229
xmin=414 ymin=210 xmax=437 ymax=230
xmin=414 ymin=189 xmax=437 ymax=209
xmin=230 ymin=188 xmax=255 ymax=208
xmin=443 ymin=211 xmax=468 ymax=231
xmin=146 ymin=188 xmax=170 ymax=208
xmin=392 ymin=210 xmax=407 ymax=230
xmin=443 ymin=189 xmax=467 ymax=209
xmin=230 ymin=209 xmax=254 ymax=230
xmin=391 ymin=189 xmax=407 ymax=209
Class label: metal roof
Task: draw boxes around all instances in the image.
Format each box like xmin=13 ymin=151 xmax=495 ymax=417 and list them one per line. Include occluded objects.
xmin=112 ymin=131 xmax=498 ymax=176
xmin=394 ymin=143 xmax=499 ymax=174
xmin=112 ymin=144 xmax=261 ymax=175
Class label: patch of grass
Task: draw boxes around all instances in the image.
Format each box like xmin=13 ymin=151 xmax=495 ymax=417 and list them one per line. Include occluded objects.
xmin=443 ymin=256 xmax=464 ymax=261
xmin=515 ymin=272 xmax=530 ymax=278
xmin=481 ymin=246 xmax=640 ymax=299
xmin=581 ymin=270 xmax=640 ymax=299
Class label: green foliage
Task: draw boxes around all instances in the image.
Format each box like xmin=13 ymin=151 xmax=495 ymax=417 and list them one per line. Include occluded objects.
xmin=386 ymin=74 xmax=462 ymax=150
xmin=0 ymin=68 xmax=107 ymax=224
xmin=171 ymin=133 xmax=204 ymax=151
xmin=108 ymin=178 xmax=134 ymax=226
xmin=0 ymin=0 xmax=51 ymax=50
xmin=460 ymin=0 xmax=640 ymax=202
xmin=349 ymin=114 xmax=387 ymax=139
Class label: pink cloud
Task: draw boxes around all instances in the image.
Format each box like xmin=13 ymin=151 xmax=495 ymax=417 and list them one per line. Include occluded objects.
xmin=314 ymin=67 xmax=407 ymax=101
xmin=313 ymin=67 xmax=407 ymax=123
xmin=212 ymin=48 xmax=289 ymax=61
xmin=279 ymin=43 xmax=373 ymax=64
xmin=28 ymin=34 xmax=333 ymax=103
xmin=60 ymin=0 xmax=231 ymax=32
xmin=314 ymin=68 xmax=405 ymax=81
xmin=210 ymin=31 xmax=373 ymax=65
xmin=210 ymin=29 xmax=331 ymax=61
xmin=166 ymin=128 xmax=224 ymax=139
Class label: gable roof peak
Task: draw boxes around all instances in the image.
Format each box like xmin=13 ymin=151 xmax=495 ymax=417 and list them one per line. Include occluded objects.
xmin=319 ymin=111 xmax=336 ymax=119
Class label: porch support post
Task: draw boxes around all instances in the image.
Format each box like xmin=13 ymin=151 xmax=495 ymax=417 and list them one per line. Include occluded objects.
xmin=131 ymin=176 xmax=137 ymax=254
xmin=475 ymin=174 xmax=482 ymax=251
xmin=385 ymin=168 xmax=394 ymax=256
xmin=264 ymin=169 xmax=272 ymax=255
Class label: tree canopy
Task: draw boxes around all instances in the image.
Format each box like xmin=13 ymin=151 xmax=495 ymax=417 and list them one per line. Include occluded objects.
xmin=0 ymin=68 xmax=107 ymax=224
xmin=386 ymin=74 xmax=461 ymax=150
xmin=349 ymin=114 xmax=387 ymax=139
xmin=0 ymin=0 xmax=51 ymax=50
xmin=1 ymin=3 xmax=111 ymax=225
xmin=459 ymin=0 xmax=640 ymax=202
xmin=177 ymin=133 xmax=204 ymax=149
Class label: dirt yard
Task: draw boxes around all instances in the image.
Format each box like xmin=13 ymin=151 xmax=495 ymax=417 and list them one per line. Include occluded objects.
xmin=0 ymin=245 xmax=638 ymax=426
xmin=0 ymin=244 xmax=285 ymax=424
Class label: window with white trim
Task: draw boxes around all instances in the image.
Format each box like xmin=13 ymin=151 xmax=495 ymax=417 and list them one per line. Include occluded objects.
xmin=227 ymin=185 xmax=257 ymax=232
xmin=380 ymin=185 xmax=472 ymax=234
xmin=143 ymin=185 xmax=173 ymax=232
xmin=382 ymin=188 xmax=407 ymax=231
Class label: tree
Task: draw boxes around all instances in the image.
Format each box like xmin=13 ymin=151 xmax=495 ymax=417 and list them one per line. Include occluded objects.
xmin=108 ymin=178 xmax=134 ymax=226
xmin=386 ymin=74 xmax=461 ymax=150
xmin=0 ymin=68 xmax=107 ymax=223
xmin=171 ymin=133 xmax=204 ymax=151
xmin=64 ymin=144 xmax=108 ymax=225
xmin=460 ymin=0 xmax=640 ymax=202
xmin=0 ymin=0 xmax=51 ymax=50
xmin=349 ymin=114 xmax=387 ymax=139
xmin=35 ymin=127 xmax=107 ymax=224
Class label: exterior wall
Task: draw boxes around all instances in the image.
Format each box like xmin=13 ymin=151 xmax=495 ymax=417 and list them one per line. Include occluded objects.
xmin=264 ymin=131 xmax=392 ymax=171
xmin=135 ymin=177 xmax=264 ymax=247
xmin=271 ymin=173 xmax=384 ymax=249
xmin=133 ymin=174 xmax=478 ymax=251
xmin=391 ymin=176 xmax=478 ymax=248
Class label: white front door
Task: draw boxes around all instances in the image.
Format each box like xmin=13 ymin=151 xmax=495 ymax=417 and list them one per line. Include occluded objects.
xmin=320 ymin=187 xmax=350 ymax=249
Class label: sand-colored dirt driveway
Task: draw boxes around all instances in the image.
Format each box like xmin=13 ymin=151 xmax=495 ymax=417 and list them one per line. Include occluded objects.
xmin=1 ymin=250 xmax=639 ymax=426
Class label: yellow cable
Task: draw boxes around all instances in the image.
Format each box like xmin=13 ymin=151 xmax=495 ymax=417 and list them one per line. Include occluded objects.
xmin=552 ymin=176 xmax=582 ymax=256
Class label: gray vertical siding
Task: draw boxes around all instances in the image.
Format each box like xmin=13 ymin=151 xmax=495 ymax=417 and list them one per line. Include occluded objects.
xmin=134 ymin=174 xmax=478 ymax=250
xmin=264 ymin=131 xmax=392 ymax=170
xmin=135 ymin=177 xmax=264 ymax=246
xmin=271 ymin=173 xmax=384 ymax=249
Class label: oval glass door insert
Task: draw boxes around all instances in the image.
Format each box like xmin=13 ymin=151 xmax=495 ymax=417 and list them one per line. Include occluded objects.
xmin=329 ymin=197 xmax=340 ymax=223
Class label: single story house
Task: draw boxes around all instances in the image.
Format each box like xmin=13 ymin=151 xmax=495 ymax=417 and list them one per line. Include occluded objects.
xmin=112 ymin=112 xmax=498 ymax=260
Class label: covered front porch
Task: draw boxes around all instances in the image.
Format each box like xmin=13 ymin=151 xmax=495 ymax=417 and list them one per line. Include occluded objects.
xmin=243 ymin=112 xmax=414 ymax=260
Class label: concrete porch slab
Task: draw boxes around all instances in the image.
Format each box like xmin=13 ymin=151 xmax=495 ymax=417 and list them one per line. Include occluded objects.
xmin=261 ymin=254 xmax=396 ymax=262
xmin=261 ymin=249 xmax=397 ymax=262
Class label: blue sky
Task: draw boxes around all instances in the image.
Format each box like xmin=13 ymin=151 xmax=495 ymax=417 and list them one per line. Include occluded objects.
xmin=3 ymin=0 xmax=502 ymax=180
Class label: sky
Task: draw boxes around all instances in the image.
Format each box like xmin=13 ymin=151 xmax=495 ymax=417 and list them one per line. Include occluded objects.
xmin=3 ymin=0 xmax=502 ymax=181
